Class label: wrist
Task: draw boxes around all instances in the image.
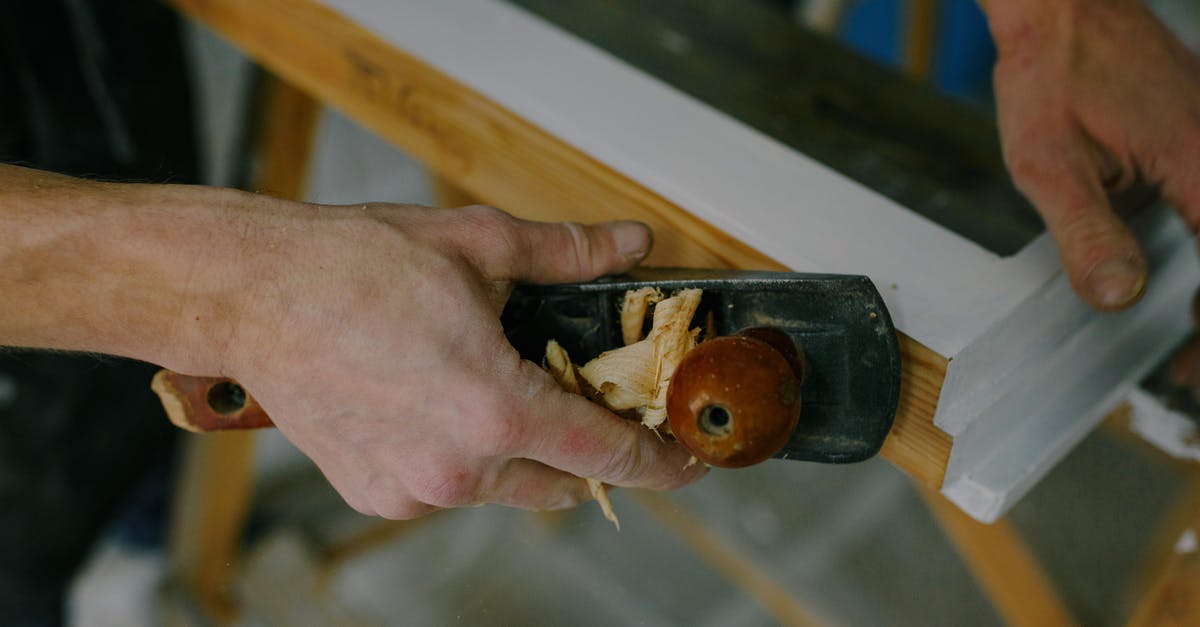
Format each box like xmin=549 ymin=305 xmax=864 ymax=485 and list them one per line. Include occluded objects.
xmin=0 ymin=165 xmax=299 ymax=376
xmin=112 ymin=182 xmax=307 ymax=377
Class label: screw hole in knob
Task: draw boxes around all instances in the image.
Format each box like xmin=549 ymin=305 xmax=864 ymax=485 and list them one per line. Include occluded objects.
xmin=207 ymin=381 xmax=247 ymax=415
xmin=666 ymin=333 xmax=803 ymax=467
xmin=698 ymin=404 xmax=733 ymax=437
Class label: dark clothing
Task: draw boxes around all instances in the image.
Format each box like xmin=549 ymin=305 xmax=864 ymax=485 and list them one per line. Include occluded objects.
xmin=0 ymin=1 xmax=197 ymax=624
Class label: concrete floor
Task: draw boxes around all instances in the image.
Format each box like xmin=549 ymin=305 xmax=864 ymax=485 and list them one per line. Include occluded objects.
xmin=69 ymin=5 xmax=1200 ymax=626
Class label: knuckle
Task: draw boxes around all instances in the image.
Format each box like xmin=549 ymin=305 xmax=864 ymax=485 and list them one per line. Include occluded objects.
xmin=342 ymin=495 xmax=376 ymax=517
xmin=465 ymin=388 xmax=529 ymax=457
xmin=596 ymin=433 xmax=643 ymax=484
xmin=410 ymin=462 xmax=480 ymax=508
xmin=461 ymin=205 xmax=523 ymax=270
xmin=1003 ymin=151 xmax=1048 ymax=188
xmin=464 ymin=205 xmax=517 ymax=240
xmin=374 ymin=500 xmax=428 ymax=521
xmin=362 ymin=471 xmax=435 ymax=519
xmin=559 ymin=221 xmax=592 ymax=276
xmin=532 ymin=489 xmax=582 ymax=512
xmin=363 ymin=483 xmax=425 ymax=520
xmin=1057 ymin=212 xmax=1119 ymax=259
xmin=553 ymin=482 xmax=589 ymax=510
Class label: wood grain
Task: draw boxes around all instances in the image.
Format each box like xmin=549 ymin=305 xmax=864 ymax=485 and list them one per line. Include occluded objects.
xmin=168 ymin=0 xmax=952 ymax=486
xmin=919 ymin=487 xmax=1077 ymax=627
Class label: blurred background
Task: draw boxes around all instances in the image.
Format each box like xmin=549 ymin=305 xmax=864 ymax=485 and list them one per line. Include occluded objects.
xmin=2 ymin=1 xmax=1200 ymax=625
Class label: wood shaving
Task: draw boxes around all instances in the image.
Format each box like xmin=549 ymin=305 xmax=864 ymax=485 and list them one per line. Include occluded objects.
xmin=544 ymin=340 xmax=619 ymax=529
xmin=542 ymin=289 xmax=705 ymax=529
xmin=620 ymin=287 xmax=663 ymax=345
xmin=581 ymin=289 xmax=701 ymax=431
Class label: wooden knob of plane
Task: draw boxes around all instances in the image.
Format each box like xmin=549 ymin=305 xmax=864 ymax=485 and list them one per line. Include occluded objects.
xmin=666 ymin=328 xmax=804 ymax=468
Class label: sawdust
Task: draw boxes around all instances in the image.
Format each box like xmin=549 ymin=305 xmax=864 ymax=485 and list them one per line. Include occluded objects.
xmin=542 ymin=288 xmax=705 ymax=529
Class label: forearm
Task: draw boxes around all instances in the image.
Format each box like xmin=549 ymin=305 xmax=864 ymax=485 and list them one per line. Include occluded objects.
xmin=0 ymin=164 xmax=273 ymax=374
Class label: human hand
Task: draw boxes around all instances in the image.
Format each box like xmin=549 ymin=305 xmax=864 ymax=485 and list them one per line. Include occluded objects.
xmin=216 ymin=202 xmax=705 ymax=519
xmin=980 ymin=0 xmax=1200 ymax=309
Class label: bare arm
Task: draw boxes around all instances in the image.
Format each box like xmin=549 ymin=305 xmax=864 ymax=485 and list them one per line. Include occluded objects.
xmin=0 ymin=164 xmax=258 ymax=370
xmin=0 ymin=163 xmax=705 ymax=517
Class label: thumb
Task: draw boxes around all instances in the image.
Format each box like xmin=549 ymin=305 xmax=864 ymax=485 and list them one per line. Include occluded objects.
xmin=507 ymin=219 xmax=653 ymax=284
xmin=993 ymin=59 xmax=1147 ymax=311
xmin=1005 ymin=133 xmax=1147 ymax=310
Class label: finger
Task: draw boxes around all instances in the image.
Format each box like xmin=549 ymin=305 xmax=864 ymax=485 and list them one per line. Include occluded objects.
xmin=1023 ymin=154 xmax=1146 ymax=310
xmin=1160 ymin=135 xmax=1200 ymax=232
xmin=481 ymin=458 xmax=594 ymax=511
xmin=507 ymin=219 xmax=653 ymax=284
xmin=363 ymin=471 xmax=442 ymax=520
xmin=518 ymin=379 xmax=707 ymax=490
xmin=1000 ymin=127 xmax=1146 ymax=309
xmin=994 ymin=62 xmax=1147 ymax=310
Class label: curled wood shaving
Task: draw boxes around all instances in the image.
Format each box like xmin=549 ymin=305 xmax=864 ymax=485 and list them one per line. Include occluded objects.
xmin=544 ymin=339 xmax=580 ymax=394
xmin=577 ymin=340 xmax=656 ymax=410
xmin=544 ymin=340 xmax=619 ymax=529
xmin=581 ymin=289 xmax=702 ymax=431
xmin=620 ymin=287 xmax=663 ymax=345
xmin=541 ymin=289 xmax=705 ymax=529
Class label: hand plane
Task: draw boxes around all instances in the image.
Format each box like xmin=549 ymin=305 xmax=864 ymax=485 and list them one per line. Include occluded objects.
xmin=151 ymin=268 xmax=901 ymax=465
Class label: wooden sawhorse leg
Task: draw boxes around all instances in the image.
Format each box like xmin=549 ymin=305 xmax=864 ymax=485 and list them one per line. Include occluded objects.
xmin=919 ymin=487 xmax=1077 ymax=627
xmin=164 ymin=72 xmax=320 ymax=623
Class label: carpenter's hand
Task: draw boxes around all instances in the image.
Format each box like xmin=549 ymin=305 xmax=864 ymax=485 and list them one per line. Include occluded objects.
xmin=981 ymin=0 xmax=1200 ymax=309
xmin=222 ymin=203 xmax=705 ymax=519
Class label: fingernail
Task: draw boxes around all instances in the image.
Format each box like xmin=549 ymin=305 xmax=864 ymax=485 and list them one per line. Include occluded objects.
xmin=1086 ymin=258 xmax=1146 ymax=309
xmin=609 ymin=221 xmax=652 ymax=262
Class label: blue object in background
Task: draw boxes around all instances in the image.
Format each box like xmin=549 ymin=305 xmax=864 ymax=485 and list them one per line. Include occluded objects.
xmin=837 ymin=0 xmax=997 ymax=106
xmin=932 ymin=0 xmax=996 ymax=105
xmin=840 ymin=0 xmax=904 ymax=69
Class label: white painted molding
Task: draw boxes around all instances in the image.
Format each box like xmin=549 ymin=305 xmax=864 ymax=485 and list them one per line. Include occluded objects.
xmin=942 ymin=207 xmax=1199 ymax=521
xmin=1126 ymin=387 xmax=1200 ymax=463
xmin=317 ymin=0 xmax=1200 ymax=521
xmin=320 ymin=0 xmax=1062 ymax=358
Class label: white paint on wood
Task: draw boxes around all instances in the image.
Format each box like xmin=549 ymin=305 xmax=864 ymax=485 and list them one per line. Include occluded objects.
xmin=318 ymin=0 xmax=1063 ymax=359
xmin=1177 ymin=529 xmax=1198 ymax=555
xmin=1127 ymin=387 xmax=1200 ymax=464
xmin=313 ymin=0 xmax=1200 ymax=521
xmin=943 ymin=211 xmax=1200 ymax=521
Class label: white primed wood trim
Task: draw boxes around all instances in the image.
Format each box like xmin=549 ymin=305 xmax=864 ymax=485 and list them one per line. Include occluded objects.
xmin=319 ymin=0 xmax=1064 ymax=357
xmin=1126 ymin=388 xmax=1200 ymax=463
xmin=943 ymin=210 xmax=1199 ymax=521
xmin=315 ymin=0 xmax=1200 ymax=520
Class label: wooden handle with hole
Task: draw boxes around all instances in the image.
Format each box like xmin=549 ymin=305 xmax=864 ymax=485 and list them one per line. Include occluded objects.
xmin=151 ymin=370 xmax=274 ymax=432
xmin=151 ymin=325 xmax=804 ymax=453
